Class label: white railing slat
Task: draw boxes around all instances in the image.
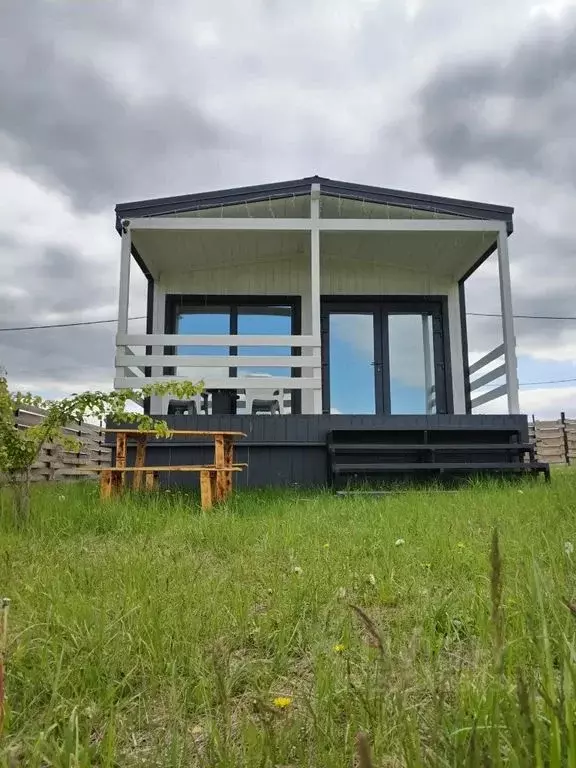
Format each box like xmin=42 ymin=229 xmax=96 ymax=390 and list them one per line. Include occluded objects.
xmin=117 ymin=333 xmax=321 ymax=347
xmin=470 ymin=383 xmax=508 ymax=409
xmin=469 ymin=363 xmax=507 ymax=392
xmin=115 ymin=354 xmax=322 ymax=368
xmin=468 ymin=343 xmax=505 ymax=376
xmin=114 ymin=376 xmax=322 ymax=390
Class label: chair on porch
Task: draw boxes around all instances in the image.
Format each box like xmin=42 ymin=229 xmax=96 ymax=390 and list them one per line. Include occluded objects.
xmin=245 ymin=374 xmax=284 ymax=415
xmin=167 ymin=393 xmax=205 ymax=415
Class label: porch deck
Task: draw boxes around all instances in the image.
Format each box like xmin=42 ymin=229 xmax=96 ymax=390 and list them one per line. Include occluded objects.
xmin=106 ymin=413 xmax=533 ymax=489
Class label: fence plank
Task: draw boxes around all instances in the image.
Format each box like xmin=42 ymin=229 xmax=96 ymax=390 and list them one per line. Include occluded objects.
xmin=529 ymin=414 xmax=576 ymax=464
xmin=8 ymin=409 xmax=110 ymax=482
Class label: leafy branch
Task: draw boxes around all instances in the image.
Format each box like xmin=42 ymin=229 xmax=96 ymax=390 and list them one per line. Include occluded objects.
xmin=0 ymin=370 xmax=202 ymax=521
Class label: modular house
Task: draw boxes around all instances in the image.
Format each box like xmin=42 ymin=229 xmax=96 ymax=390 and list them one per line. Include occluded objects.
xmin=110 ymin=176 xmax=541 ymax=487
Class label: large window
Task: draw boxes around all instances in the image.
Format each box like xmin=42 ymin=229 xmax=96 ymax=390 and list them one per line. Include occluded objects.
xmin=167 ymin=296 xmax=301 ymax=413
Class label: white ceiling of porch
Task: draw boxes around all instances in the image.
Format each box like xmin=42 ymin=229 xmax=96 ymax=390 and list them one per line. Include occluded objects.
xmin=132 ymin=226 xmax=497 ymax=282
xmin=131 ymin=229 xmax=310 ymax=276
xmin=321 ymin=230 xmax=497 ymax=279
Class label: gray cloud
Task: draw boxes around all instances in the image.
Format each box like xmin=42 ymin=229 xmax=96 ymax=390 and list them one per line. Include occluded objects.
xmin=0 ymin=1 xmax=236 ymax=211
xmin=416 ymin=12 xmax=576 ymax=185
xmin=0 ymin=238 xmax=124 ymax=386
xmin=464 ymin=219 xmax=576 ymax=353
xmin=1 ymin=242 xmax=113 ymax=319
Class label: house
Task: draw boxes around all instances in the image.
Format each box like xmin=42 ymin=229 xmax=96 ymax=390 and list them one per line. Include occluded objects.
xmin=110 ymin=176 xmax=542 ymax=487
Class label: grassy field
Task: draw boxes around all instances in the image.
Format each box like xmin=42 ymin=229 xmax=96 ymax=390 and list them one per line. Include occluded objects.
xmin=1 ymin=471 xmax=576 ymax=766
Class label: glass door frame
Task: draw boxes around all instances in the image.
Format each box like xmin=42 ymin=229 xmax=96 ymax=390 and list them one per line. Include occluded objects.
xmin=320 ymin=296 xmax=453 ymax=415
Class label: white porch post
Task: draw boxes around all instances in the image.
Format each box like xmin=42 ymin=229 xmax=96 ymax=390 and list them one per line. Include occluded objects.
xmin=497 ymin=226 xmax=520 ymax=414
xmin=115 ymin=225 xmax=131 ymax=383
xmin=422 ymin=314 xmax=433 ymax=414
xmin=447 ymin=284 xmax=467 ymax=414
xmin=149 ymin=285 xmax=167 ymax=415
xmin=310 ymin=183 xmax=322 ymax=414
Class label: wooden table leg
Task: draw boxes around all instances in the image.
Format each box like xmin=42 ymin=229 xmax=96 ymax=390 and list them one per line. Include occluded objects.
xmin=145 ymin=471 xmax=156 ymax=491
xmin=214 ymin=434 xmax=226 ymax=502
xmin=210 ymin=471 xmax=218 ymax=505
xmin=133 ymin=435 xmax=147 ymax=491
xmin=100 ymin=470 xmax=112 ymax=500
xmin=223 ymin=436 xmax=234 ymax=498
xmin=116 ymin=432 xmax=127 ymax=488
xmin=200 ymin=470 xmax=213 ymax=510
xmin=111 ymin=470 xmax=123 ymax=496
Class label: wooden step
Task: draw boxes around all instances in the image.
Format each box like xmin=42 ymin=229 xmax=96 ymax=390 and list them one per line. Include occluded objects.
xmin=329 ymin=443 xmax=535 ymax=454
xmin=333 ymin=461 xmax=550 ymax=477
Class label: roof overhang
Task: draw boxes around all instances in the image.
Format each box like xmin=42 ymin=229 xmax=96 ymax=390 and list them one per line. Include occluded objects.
xmin=115 ymin=176 xmax=514 ymax=282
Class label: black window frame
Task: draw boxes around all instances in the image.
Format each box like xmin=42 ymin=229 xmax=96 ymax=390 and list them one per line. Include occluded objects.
xmin=320 ymin=295 xmax=453 ymax=416
xmin=164 ymin=294 xmax=302 ymax=414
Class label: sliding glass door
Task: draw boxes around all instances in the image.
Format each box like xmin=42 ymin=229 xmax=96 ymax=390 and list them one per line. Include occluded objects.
xmin=322 ymin=300 xmax=450 ymax=415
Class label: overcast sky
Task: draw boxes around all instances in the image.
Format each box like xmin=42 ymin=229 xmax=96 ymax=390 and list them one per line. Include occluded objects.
xmin=0 ymin=0 xmax=575 ymax=417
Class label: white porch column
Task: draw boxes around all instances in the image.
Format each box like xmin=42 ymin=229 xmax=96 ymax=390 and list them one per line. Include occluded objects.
xmin=300 ymin=288 xmax=314 ymax=414
xmin=497 ymin=227 xmax=520 ymax=414
xmin=422 ymin=314 xmax=433 ymax=414
xmin=149 ymin=284 xmax=167 ymax=415
xmin=309 ymin=183 xmax=322 ymax=414
xmin=447 ymin=284 xmax=467 ymax=414
xmin=115 ymin=226 xmax=131 ymax=383
xmin=301 ymin=185 xmax=322 ymax=415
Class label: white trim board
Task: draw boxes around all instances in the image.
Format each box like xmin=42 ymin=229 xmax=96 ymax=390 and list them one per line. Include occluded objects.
xmin=114 ymin=376 xmax=321 ymax=390
xmin=115 ymin=354 xmax=322 ymax=368
xmin=117 ymin=333 xmax=321 ymax=347
xmin=127 ymin=217 xmax=507 ymax=233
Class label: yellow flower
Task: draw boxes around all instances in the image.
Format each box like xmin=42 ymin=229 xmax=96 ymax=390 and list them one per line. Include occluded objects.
xmin=273 ymin=696 xmax=293 ymax=709
xmin=323 ymin=543 xmax=330 ymax=548
xmin=457 ymin=542 xmax=465 ymax=549
xmin=333 ymin=643 xmax=346 ymax=654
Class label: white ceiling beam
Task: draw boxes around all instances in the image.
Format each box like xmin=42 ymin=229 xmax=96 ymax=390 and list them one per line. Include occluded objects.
xmin=126 ymin=216 xmax=505 ymax=233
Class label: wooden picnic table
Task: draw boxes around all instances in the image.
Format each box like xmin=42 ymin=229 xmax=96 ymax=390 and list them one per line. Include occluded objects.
xmin=101 ymin=428 xmax=246 ymax=507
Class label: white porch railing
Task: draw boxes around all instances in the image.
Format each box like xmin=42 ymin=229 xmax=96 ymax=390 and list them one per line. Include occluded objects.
xmin=114 ymin=333 xmax=322 ymax=395
xmin=468 ymin=343 xmax=509 ymax=410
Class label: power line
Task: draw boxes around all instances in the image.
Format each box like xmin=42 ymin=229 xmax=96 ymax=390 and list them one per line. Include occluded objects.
xmin=519 ymin=377 xmax=576 ymax=387
xmin=0 ymin=316 xmax=146 ymax=331
xmin=468 ymin=312 xmax=576 ymax=321
xmin=2 ymin=311 xmax=576 ymax=333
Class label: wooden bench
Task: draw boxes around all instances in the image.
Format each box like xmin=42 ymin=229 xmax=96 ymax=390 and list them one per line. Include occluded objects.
xmin=97 ymin=464 xmax=246 ymax=509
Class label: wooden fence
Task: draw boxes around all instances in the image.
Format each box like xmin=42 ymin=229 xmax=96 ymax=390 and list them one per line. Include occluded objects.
xmin=529 ymin=412 xmax=576 ymax=465
xmin=11 ymin=406 xmax=111 ymax=482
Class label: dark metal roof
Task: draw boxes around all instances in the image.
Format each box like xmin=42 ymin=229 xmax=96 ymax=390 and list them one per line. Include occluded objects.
xmin=115 ymin=175 xmax=514 ymax=234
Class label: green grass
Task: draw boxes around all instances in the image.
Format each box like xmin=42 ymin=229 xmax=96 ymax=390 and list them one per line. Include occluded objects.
xmin=1 ymin=471 xmax=576 ymax=766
